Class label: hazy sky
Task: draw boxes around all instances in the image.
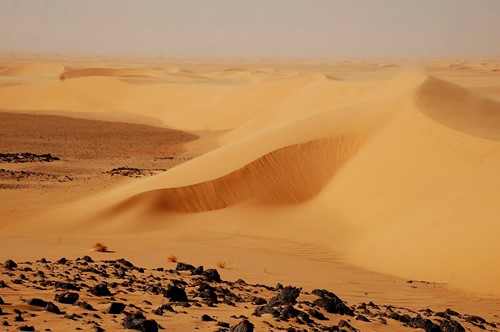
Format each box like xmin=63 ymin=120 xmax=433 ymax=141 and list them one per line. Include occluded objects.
xmin=1 ymin=0 xmax=499 ymax=58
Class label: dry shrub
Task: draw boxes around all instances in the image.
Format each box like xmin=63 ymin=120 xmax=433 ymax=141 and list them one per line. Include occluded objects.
xmin=93 ymin=242 xmax=108 ymax=252
xmin=215 ymin=261 xmax=226 ymax=269
xmin=167 ymin=255 xmax=178 ymax=263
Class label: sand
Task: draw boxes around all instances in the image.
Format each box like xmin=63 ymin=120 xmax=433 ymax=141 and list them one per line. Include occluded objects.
xmin=0 ymin=55 xmax=499 ymax=331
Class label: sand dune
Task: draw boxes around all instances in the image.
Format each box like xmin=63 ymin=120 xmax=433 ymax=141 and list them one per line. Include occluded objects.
xmin=1 ymin=59 xmax=500 ymax=325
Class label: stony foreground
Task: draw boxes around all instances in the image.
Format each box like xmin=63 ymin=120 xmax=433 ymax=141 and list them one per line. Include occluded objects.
xmin=0 ymin=258 xmax=498 ymax=331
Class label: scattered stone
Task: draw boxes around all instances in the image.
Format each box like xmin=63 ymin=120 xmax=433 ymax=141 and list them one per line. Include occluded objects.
xmin=4 ymin=259 xmax=17 ymax=270
xmin=108 ymin=302 xmax=126 ymax=314
xmin=230 ymin=319 xmax=254 ymax=332
xmin=201 ymin=314 xmax=215 ymax=321
xmin=312 ymin=289 xmax=353 ymax=315
xmin=164 ymin=285 xmax=188 ymax=302
xmin=90 ymin=283 xmax=112 ymax=296
xmin=440 ymin=319 xmax=466 ymax=332
xmin=17 ymin=326 xmax=35 ymax=331
xmin=123 ymin=312 xmax=158 ymax=332
xmin=28 ymin=298 xmax=48 ymax=307
xmin=203 ymin=269 xmax=222 ymax=282
xmin=176 ymin=262 xmax=195 ymax=271
xmin=268 ymin=286 xmax=301 ymax=306
xmin=55 ymin=292 xmax=79 ymax=304
xmin=44 ymin=302 xmax=61 ymax=314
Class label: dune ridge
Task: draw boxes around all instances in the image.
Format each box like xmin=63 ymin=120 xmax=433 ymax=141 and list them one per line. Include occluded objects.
xmin=111 ymin=136 xmax=363 ymax=213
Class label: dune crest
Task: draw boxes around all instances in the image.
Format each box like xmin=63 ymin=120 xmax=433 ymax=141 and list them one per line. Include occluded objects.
xmin=111 ymin=136 xmax=363 ymax=214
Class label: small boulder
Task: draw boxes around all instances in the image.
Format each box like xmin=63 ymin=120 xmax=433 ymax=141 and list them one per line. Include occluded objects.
xmin=90 ymin=283 xmax=112 ymax=296
xmin=55 ymin=292 xmax=79 ymax=304
xmin=201 ymin=314 xmax=215 ymax=321
xmin=163 ymin=285 xmax=188 ymax=302
xmin=27 ymin=298 xmax=48 ymax=307
xmin=230 ymin=319 xmax=254 ymax=332
xmin=268 ymin=286 xmax=301 ymax=307
xmin=123 ymin=312 xmax=158 ymax=332
xmin=175 ymin=262 xmax=195 ymax=271
xmin=108 ymin=302 xmax=126 ymax=314
xmin=202 ymin=269 xmax=221 ymax=282
xmin=44 ymin=302 xmax=61 ymax=314
xmin=4 ymin=259 xmax=17 ymax=270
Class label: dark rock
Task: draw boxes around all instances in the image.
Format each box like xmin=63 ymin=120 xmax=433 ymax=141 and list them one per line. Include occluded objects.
xmin=217 ymin=321 xmax=230 ymax=328
xmin=230 ymin=319 xmax=254 ymax=332
xmin=27 ymin=298 xmax=48 ymax=307
xmin=4 ymin=259 xmax=17 ymax=270
xmin=108 ymin=302 xmax=126 ymax=314
xmin=17 ymin=326 xmax=35 ymax=331
xmin=252 ymin=305 xmax=277 ymax=317
xmin=0 ymin=297 xmax=3 ymax=304
xmin=251 ymin=297 xmax=267 ymax=305
xmin=82 ymin=256 xmax=94 ymax=263
xmin=123 ymin=312 xmax=158 ymax=332
xmin=192 ymin=266 xmax=204 ymax=275
xmin=444 ymin=308 xmax=460 ymax=317
xmin=338 ymin=319 xmax=357 ymax=331
xmin=279 ymin=305 xmax=300 ymax=320
xmin=201 ymin=314 xmax=215 ymax=321
xmin=356 ymin=314 xmax=370 ymax=322
xmin=44 ymin=302 xmax=61 ymax=314
xmin=203 ymin=269 xmax=221 ymax=282
xmin=164 ymin=285 xmax=188 ymax=302
xmin=308 ymin=308 xmax=327 ymax=320
xmin=408 ymin=315 xmax=440 ymax=332
xmin=57 ymin=257 xmax=68 ymax=264
xmin=440 ymin=319 xmax=466 ymax=332
xmin=75 ymin=301 xmax=95 ymax=311
xmin=55 ymin=292 xmax=79 ymax=304
xmin=93 ymin=326 xmax=105 ymax=332
xmin=90 ymin=283 xmax=112 ymax=296
xmin=176 ymin=262 xmax=195 ymax=271
xmin=268 ymin=286 xmax=301 ymax=307
xmin=311 ymin=289 xmax=353 ymax=316
xmin=197 ymin=283 xmax=218 ymax=303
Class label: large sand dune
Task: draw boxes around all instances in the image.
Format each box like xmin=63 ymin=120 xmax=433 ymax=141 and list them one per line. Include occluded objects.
xmin=1 ymin=58 xmax=500 ymax=329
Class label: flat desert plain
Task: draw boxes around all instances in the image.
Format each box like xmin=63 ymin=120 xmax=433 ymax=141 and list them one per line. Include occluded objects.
xmin=0 ymin=55 xmax=499 ymax=331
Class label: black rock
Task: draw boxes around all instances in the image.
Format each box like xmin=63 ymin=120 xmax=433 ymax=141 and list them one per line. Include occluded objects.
xmin=0 ymin=296 xmax=3 ymax=304
xmin=356 ymin=314 xmax=370 ymax=322
xmin=192 ymin=266 xmax=204 ymax=275
xmin=164 ymin=285 xmax=188 ymax=302
xmin=123 ymin=312 xmax=158 ymax=332
xmin=17 ymin=326 xmax=35 ymax=331
xmin=308 ymin=308 xmax=327 ymax=320
xmin=57 ymin=257 xmax=68 ymax=264
xmin=407 ymin=315 xmax=440 ymax=332
xmin=28 ymin=298 xmax=48 ymax=307
xmin=75 ymin=301 xmax=95 ymax=311
xmin=217 ymin=321 xmax=230 ymax=328
xmin=311 ymin=289 xmax=353 ymax=316
xmin=230 ymin=319 xmax=254 ymax=332
xmin=108 ymin=302 xmax=126 ymax=314
xmin=252 ymin=305 xmax=277 ymax=317
xmin=176 ymin=262 xmax=195 ymax=271
xmin=0 ymin=281 xmax=7 ymax=288
xmin=55 ymin=292 xmax=79 ymax=304
xmin=440 ymin=319 xmax=466 ymax=332
xmin=4 ymin=259 xmax=17 ymax=270
xmin=93 ymin=326 xmax=105 ymax=332
xmin=90 ymin=283 xmax=112 ymax=296
xmin=203 ymin=269 xmax=221 ymax=282
xmin=44 ymin=302 xmax=61 ymax=314
xmin=201 ymin=314 xmax=215 ymax=321
xmin=268 ymin=286 xmax=301 ymax=307
xmin=82 ymin=255 xmax=94 ymax=263
xmin=251 ymin=297 xmax=267 ymax=305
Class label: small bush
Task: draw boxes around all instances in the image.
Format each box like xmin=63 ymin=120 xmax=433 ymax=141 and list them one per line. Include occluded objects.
xmin=215 ymin=261 xmax=226 ymax=269
xmin=92 ymin=243 xmax=108 ymax=252
xmin=167 ymin=255 xmax=178 ymax=263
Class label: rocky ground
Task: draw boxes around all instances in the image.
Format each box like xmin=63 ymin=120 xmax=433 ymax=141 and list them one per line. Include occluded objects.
xmin=1 ymin=258 xmax=497 ymax=332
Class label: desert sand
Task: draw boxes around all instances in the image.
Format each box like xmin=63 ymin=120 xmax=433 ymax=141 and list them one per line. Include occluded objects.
xmin=1 ymin=55 xmax=499 ymax=331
